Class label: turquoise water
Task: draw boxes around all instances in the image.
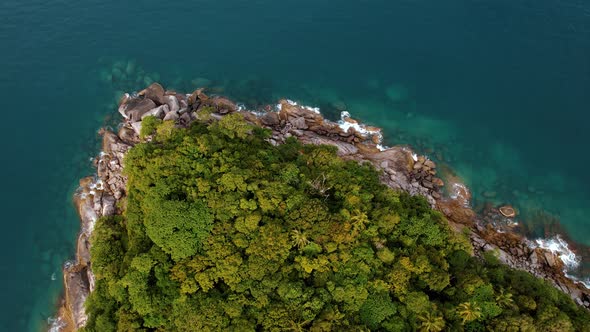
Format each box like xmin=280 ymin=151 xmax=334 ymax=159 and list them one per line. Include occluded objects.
xmin=1 ymin=0 xmax=590 ymax=330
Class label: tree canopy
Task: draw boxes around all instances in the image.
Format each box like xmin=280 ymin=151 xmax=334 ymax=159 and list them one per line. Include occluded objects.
xmin=83 ymin=114 xmax=590 ymax=331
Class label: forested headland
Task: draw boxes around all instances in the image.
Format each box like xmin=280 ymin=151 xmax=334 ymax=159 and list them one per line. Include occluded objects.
xmin=82 ymin=113 xmax=590 ymax=331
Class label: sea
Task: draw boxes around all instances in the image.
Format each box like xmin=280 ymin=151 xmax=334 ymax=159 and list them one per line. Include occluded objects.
xmin=0 ymin=0 xmax=589 ymax=330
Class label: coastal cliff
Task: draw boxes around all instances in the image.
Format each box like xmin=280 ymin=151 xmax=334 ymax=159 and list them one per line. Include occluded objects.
xmin=56 ymin=83 xmax=590 ymax=330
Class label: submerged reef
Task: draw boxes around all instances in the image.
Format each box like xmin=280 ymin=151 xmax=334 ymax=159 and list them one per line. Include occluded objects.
xmin=55 ymin=83 xmax=590 ymax=331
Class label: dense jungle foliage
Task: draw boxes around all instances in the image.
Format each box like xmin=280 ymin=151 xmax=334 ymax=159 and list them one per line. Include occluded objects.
xmin=83 ymin=114 xmax=590 ymax=331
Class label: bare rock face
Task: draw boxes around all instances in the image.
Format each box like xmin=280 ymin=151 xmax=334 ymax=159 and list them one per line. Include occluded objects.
xmin=202 ymin=96 xmax=238 ymax=114
xmin=289 ymin=117 xmax=308 ymax=130
xmin=62 ymin=265 xmax=90 ymax=329
xmin=368 ymin=148 xmax=414 ymax=173
xmin=141 ymin=104 xmax=168 ymax=120
xmin=188 ymin=88 xmax=208 ymax=108
xmin=76 ymin=233 xmax=90 ymax=266
xmin=139 ymin=82 xmax=166 ymax=105
xmin=298 ymin=131 xmax=359 ymax=156
xmin=163 ymin=111 xmax=179 ymax=121
xmin=131 ymin=121 xmax=142 ymax=136
xmin=118 ymin=125 xmax=137 ymax=144
xmin=59 ymin=124 xmax=136 ymax=330
xmin=164 ymin=95 xmax=180 ymax=114
xmin=260 ymin=112 xmax=280 ymax=126
xmin=118 ymin=98 xmax=156 ymax=122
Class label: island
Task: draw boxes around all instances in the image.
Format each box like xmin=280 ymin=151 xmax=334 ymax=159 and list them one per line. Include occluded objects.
xmin=54 ymin=83 xmax=590 ymax=331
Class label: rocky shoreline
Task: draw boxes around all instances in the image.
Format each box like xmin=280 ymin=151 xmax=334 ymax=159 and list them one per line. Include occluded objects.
xmin=54 ymin=83 xmax=590 ymax=330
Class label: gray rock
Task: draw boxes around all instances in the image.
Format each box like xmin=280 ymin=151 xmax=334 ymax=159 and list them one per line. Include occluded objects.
xmin=299 ymin=133 xmax=358 ymax=156
xmin=131 ymin=121 xmax=142 ymax=135
xmin=544 ymin=251 xmax=559 ymax=268
xmin=289 ymin=117 xmax=308 ymax=130
xmin=141 ymin=104 xmax=168 ymax=120
xmin=76 ymin=233 xmax=90 ymax=266
xmin=529 ymin=251 xmax=539 ymax=265
xmin=118 ymin=125 xmax=136 ymax=143
xmin=210 ymin=97 xmax=238 ymax=114
xmin=63 ymin=265 xmax=90 ymax=329
xmin=101 ymin=195 xmax=116 ymax=216
xmin=119 ymin=98 xmax=156 ymax=121
xmin=164 ymin=95 xmax=180 ymax=114
xmin=97 ymin=160 xmax=107 ymax=179
xmin=140 ymin=82 xmax=166 ymax=105
xmin=76 ymin=196 xmax=98 ymax=233
xmin=424 ymin=159 xmax=436 ymax=169
xmin=292 ymin=129 xmax=304 ymax=137
xmin=114 ymin=189 xmax=123 ymax=200
xmin=179 ymin=112 xmax=191 ymax=125
xmin=163 ymin=111 xmax=179 ymax=121
xmin=260 ymin=112 xmax=280 ymax=126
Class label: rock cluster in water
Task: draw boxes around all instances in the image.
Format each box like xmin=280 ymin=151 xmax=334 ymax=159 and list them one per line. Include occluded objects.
xmin=56 ymin=83 xmax=590 ymax=331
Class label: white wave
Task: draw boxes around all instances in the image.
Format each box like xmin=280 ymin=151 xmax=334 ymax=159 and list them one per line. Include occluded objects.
xmin=304 ymin=105 xmax=321 ymax=114
xmin=277 ymin=99 xmax=321 ymax=114
xmin=449 ymin=182 xmax=469 ymax=202
xmin=565 ymin=273 xmax=590 ymax=289
xmin=89 ymin=179 xmax=104 ymax=191
xmin=337 ymin=111 xmax=382 ymax=139
xmin=249 ymin=110 xmax=266 ymax=117
xmin=51 ymin=272 xmax=56 ymax=281
xmin=48 ymin=316 xmax=67 ymax=332
xmin=535 ymin=235 xmax=580 ymax=269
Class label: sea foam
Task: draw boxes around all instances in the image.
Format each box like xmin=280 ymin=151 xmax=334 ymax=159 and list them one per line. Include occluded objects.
xmin=535 ymin=235 xmax=580 ymax=269
xmin=337 ymin=111 xmax=385 ymax=147
xmin=48 ymin=316 xmax=66 ymax=332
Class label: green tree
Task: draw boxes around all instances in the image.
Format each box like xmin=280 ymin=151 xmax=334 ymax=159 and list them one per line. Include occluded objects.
xmin=143 ymin=195 xmax=213 ymax=260
xmin=417 ymin=311 xmax=445 ymax=332
xmin=457 ymin=302 xmax=482 ymax=324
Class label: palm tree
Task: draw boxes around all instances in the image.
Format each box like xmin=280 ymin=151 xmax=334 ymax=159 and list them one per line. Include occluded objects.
xmin=291 ymin=230 xmax=310 ymax=249
xmin=457 ymin=302 xmax=482 ymax=324
xmin=417 ymin=311 xmax=445 ymax=332
xmin=495 ymin=289 xmax=515 ymax=309
xmin=285 ymin=318 xmax=312 ymax=332
xmin=351 ymin=210 xmax=369 ymax=233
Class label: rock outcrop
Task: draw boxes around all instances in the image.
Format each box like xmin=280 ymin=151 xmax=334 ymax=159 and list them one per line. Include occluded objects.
xmin=437 ymin=172 xmax=590 ymax=309
xmin=57 ymin=127 xmax=134 ymax=330
xmin=57 ymin=83 xmax=590 ymax=330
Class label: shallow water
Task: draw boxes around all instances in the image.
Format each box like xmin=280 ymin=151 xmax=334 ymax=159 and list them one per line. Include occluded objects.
xmin=1 ymin=0 xmax=589 ymax=330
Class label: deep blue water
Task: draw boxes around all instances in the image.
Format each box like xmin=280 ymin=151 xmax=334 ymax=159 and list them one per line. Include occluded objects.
xmin=1 ymin=0 xmax=589 ymax=330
